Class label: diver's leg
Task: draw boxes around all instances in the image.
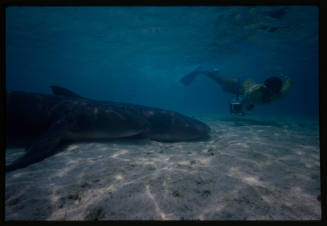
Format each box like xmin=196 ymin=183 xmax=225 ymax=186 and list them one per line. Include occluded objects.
xmin=180 ymin=68 xmax=239 ymax=94
xmin=196 ymin=70 xmax=239 ymax=94
xmin=180 ymin=66 xmax=220 ymax=86
xmin=180 ymin=70 xmax=201 ymax=85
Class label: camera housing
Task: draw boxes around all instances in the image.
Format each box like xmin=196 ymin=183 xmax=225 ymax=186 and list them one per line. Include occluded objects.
xmin=230 ymin=102 xmax=243 ymax=114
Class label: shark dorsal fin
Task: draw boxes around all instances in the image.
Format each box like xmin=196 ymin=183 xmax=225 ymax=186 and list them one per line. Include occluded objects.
xmin=50 ymin=86 xmax=82 ymax=98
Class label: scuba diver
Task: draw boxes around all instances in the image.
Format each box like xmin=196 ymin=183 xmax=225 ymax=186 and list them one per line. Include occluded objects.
xmin=180 ymin=66 xmax=292 ymax=116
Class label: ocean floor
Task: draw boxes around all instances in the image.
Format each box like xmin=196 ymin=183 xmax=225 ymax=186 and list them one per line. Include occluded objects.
xmin=5 ymin=117 xmax=321 ymax=220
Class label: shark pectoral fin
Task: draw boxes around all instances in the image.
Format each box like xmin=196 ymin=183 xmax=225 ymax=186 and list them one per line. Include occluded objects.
xmin=6 ymin=118 xmax=76 ymax=172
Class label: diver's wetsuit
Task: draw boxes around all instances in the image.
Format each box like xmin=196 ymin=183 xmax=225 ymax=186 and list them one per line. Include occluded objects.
xmin=180 ymin=68 xmax=292 ymax=105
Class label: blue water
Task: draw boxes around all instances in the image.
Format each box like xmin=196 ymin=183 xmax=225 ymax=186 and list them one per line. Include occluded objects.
xmin=6 ymin=6 xmax=319 ymax=122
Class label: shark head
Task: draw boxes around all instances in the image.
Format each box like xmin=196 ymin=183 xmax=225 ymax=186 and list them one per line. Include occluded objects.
xmin=145 ymin=111 xmax=210 ymax=142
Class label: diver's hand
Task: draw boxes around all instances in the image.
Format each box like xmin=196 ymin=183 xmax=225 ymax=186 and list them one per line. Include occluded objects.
xmin=280 ymin=73 xmax=292 ymax=83
xmin=285 ymin=77 xmax=292 ymax=86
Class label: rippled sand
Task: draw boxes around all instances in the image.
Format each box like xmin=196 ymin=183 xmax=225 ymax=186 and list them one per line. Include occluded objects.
xmin=5 ymin=117 xmax=321 ymax=220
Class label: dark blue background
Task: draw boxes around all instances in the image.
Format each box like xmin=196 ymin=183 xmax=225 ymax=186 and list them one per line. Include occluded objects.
xmin=6 ymin=6 xmax=319 ymax=122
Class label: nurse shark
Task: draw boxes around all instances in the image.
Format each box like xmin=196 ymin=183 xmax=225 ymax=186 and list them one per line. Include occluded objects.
xmin=6 ymin=86 xmax=210 ymax=172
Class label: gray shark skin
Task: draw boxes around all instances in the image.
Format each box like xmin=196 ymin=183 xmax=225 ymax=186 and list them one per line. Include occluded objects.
xmin=6 ymin=86 xmax=210 ymax=172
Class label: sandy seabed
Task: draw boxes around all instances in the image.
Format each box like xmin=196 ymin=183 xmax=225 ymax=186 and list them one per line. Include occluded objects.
xmin=5 ymin=116 xmax=321 ymax=220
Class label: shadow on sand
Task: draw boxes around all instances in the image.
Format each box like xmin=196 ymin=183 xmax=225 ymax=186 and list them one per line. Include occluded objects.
xmin=219 ymin=117 xmax=283 ymax=127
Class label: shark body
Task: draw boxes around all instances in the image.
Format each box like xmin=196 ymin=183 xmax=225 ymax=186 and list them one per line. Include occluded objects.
xmin=6 ymin=86 xmax=210 ymax=172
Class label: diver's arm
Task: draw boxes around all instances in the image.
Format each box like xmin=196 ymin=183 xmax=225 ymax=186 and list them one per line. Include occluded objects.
xmin=271 ymin=78 xmax=292 ymax=101
xmin=281 ymin=78 xmax=292 ymax=96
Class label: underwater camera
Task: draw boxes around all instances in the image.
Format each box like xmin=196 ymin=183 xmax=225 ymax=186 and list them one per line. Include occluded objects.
xmin=230 ymin=100 xmax=254 ymax=116
xmin=230 ymin=101 xmax=244 ymax=115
